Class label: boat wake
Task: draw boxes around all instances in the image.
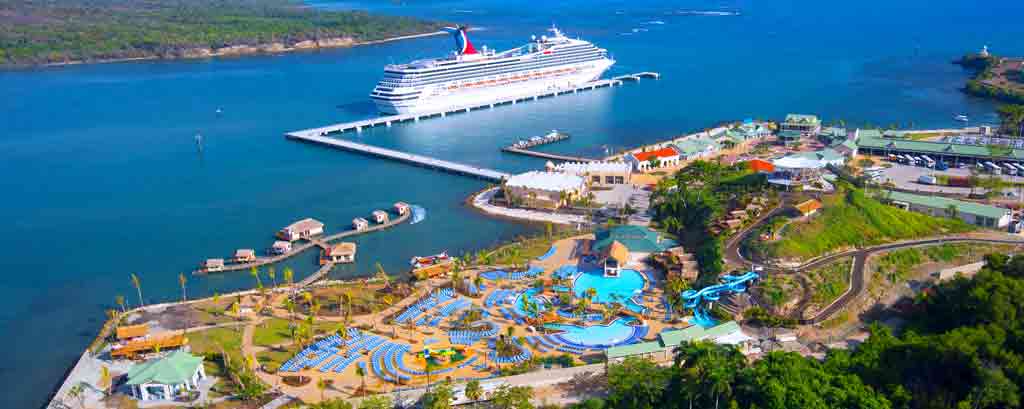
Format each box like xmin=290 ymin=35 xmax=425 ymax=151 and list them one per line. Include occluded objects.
xmin=411 ymin=205 xmax=427 ymax=224
xmin=673 ymin=10 xmax=741 ymax=16
xmin=644 ymin=20 xmax=666 ymax=25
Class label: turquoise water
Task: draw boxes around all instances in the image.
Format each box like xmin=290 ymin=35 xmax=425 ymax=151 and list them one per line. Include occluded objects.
xmin=512 ymin=288 xmax=546 ymax=317
xmin=572 ymin=268 xmax=646 ymax=311
xmin=4 ymin=0 xmax=1024 ymax=406
xmin=545 ymin=317 xmax=638 ymax=347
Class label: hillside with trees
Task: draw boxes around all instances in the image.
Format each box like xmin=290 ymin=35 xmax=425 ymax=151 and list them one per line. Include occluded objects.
xmin=585 ymin=252 xmax=1024 ymax=409
xmin=0 ymin=0 xmax=445 ymax=67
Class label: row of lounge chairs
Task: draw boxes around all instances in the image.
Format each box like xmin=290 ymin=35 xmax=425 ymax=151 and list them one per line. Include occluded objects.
xmin=448 ymin=321 xmax=498 ymax=345
xmin=488 ymin=342 xmax=532 ymax=364
xmin=485 ymin=289 xmax=516 ymax=308
xmin=371 ymin=342 xmax=412 ymax=383
xmin=279 ymin=334 xmax=344 ymax=372
xmin=530 ymin=335 xmax=585 ymax=355
xmin=393 ymin=288 xmax=456 ymax=324
xmin=429 ymin=298 xmax=472 ymax=326
xmin=480 ymin=267 xmax=542 ymax=281
xmin=464 ymin=278 xmax=487 ymax=296
xmin=500 ymin=307 xmax=526 ymax=325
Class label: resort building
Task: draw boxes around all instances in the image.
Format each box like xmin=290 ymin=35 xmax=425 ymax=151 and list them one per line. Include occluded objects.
xmin=674 ymin=137 xmax=721 ymax=161
xmin=780 ymin=114 xmax=822 ymax=135
xmin=372 ymin=210 xmax=389 ymax=224
xmin=605 ymin=321 xmax=756 ymax=363
xmin=794 ymin=199 xmax=823 ymax=217
xmin=626 ymin=147 xmax=681 ymax=172
xmin=882 ymin=190 xmax=1012 ymax=228
xmin=765 ymin=149 xmax=844 ymax=190
xmin=202 ymin=258 xmax=224 ymax=272
xmin=722 ymin=121 xmax=773 ymax=146
xmin=591 ymin=225 xmax=677 ymax=276
xmin=277 ymin=218 xmax=324 ymax=242
xmin=127 ymin=350 xmax=207 ymax=402
xmin=271 ymin=240 xmax=292 ymax=255
xmin=504 ymin=171 xmax=586 ymax=209
xmin=352 ymin=217 xmax=369 ymax=231
xmin=854 ymin=129 xmax=1024 ymax=165
xmin=554 ymin=161 xmax=632 ymax=187
xmin=653 ymin=247 xmax=699 ymax=281
xmin=394 ymin=202 xmax=411 ymax=216
xmin=324 ymin=242 xmax=357 ymax=263
xmin=233 ymin=249 xmax=256 ymax=263
xmin=112 ymin=334 xmax=188 ymax=359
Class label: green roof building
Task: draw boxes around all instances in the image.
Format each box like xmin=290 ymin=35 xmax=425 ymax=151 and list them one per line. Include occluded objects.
xmin=780 ymin=114 xmax=822 ymax=137
xmin=855 ymin=129 xmax=1024 ymax=163
xmin=127 ymin=350 xmax=207 ymax=401
xmin=675 ymin=137 xmax=721 ymax=160
xmin=592 ymin=225 xmax=677 ymax=254
xmin=882 ymin=190 xmax=1012 ymax=228
xmin=606 ymin=321 xmax=754 ymax=362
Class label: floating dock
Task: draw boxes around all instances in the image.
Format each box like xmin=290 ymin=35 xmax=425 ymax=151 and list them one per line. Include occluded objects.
xmin=287 ymin=133 xmax=510 ymax=182
xmin=505 ymin=131 xmax=570 ymax=150
xmin=285 ymin=72 xmax=660 ymax=138
xmin=501 ymin=147 xmax=596 ymax=163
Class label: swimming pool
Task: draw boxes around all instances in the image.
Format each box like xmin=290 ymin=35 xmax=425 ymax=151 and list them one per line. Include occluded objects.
xmin=572 ymin=268 xmax=647 ymax=312
xmin=512 ymin=288 xmax=548 ymax=318
xmin=544 ymin=318 xmax=644 ymax=348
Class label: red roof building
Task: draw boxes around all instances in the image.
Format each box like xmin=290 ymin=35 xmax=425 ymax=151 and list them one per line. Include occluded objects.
xmin=748 ymin=159 xmax=774 ymax=173
xmin=628 ymin=147 xmax=680 ymax=171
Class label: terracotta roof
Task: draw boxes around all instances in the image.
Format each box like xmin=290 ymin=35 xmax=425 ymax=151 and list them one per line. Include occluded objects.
xmin=112 ymin=334 xmax=188 ymax=358
xmin=328 ymin=242 xmax=357 ymax=256
xmin=234 ymin=249 xmax=255 ymax=258
xmin=283 ymin=218 xmax=323 ymax=232
xmin=608 ymin=240 xmax=630 ymax=263
xmin=748 ymin=159 xmax=774 ymax=173
xmin=632 ymin=147 xmax=678 ymax=162
xmin=116 ymin=324 xmax=149 ymax=340
xmin=795 ymin=199 xmax=822 ymax=215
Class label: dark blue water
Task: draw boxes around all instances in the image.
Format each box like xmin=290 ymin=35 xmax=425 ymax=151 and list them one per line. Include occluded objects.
xmin=3 ymin=0 xmax=1024 ymax=407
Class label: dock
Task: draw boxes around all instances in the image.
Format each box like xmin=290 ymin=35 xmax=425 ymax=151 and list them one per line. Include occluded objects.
xmin=284 ymin=72 xmax=660 ymax=138
xmin=501 ymin=147 xmax=596 ymax=162
xmin=504 ymin=131 xmax=570 ymax=150
xmin=193 ymin=210 xmax=412 ymax=276
xmin=287 ymin=133 xmax=510 ymax=182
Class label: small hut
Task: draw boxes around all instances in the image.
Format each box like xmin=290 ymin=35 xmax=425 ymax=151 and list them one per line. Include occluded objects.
xmin=116 ymin=324 xmax=149 ymax=341
xmin=233 ymin=249 xmax=256 ymax=263
xmin=372 ymin=210 xmax=389 ymax=224
xmin=127 ymin=350 xmax=206 ymax=401
xmin=394 ymin=202 xmax=411 ymax=216
xmin=323 ymin=242 xmax=357 ymax=263
xmin=271 ymin=241 xmax=292 ymax=255
xmin=605 ymin=241 xmax=630 ymax=277
xmin=352 ymin=217 xmax=369 ymax=231
xmin=202 ymin=258 xmax=224 ymax=272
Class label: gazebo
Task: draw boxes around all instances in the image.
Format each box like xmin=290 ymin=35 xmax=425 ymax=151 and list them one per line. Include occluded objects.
xmin=127 ymin=350 xmax=206 ymax=401
xmin=604 ymin=241 xmax=630 ymax=277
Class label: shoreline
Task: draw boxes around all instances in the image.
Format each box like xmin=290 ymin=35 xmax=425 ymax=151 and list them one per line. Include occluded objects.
xmin=11 ymin=30 xmax=447 ymax=71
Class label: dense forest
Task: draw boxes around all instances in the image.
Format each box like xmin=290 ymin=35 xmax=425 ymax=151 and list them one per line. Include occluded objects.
xmin=583 ymin=252 xmax=1024 ymax=409
xmin=0 ymin=0 xmax=445 ymax=66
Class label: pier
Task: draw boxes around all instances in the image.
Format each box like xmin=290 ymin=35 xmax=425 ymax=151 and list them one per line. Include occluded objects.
xmin=193 ymin=210 xmax=411 ymax=276
xmin=284 ymin=72 xmax=659 ymax=138
xmin=501 ymin=146 xmax=596 ymax=162
xmin=287 ymin=133 xmax=511 ymax=182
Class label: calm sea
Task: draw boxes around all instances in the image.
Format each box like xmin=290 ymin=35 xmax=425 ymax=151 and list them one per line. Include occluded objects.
xmin=3 ymin=0 xmax=1023 ymax=407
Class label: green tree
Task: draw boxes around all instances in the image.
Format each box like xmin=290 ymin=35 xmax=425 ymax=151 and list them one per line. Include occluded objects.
xmin=422 ymin=382 xmax=454 ymax=409
xmin=179 ymin=272 xmax=188 ymax=302
xmin=489 ymin=385 xmax=534 ymax=409
xmin=607 ymin=357 xmax=671 ymax=409
xmin=997 ymin=104 xmax=1024 ymax=136
xmin=130 ymin=273 xmax=144 ymax=307
xmin=358 ymin=395 xmax=392 ymax=409
xmin=465 ymin=379 xmax=484 ymax=408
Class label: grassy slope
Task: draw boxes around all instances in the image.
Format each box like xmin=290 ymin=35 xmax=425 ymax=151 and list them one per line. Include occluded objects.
xmin=771 ymin=189 xmax=973 ymax=260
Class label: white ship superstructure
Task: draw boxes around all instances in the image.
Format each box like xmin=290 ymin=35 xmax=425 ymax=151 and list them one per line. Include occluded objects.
xmin=370 ymin=26 xmax=615 ymax=114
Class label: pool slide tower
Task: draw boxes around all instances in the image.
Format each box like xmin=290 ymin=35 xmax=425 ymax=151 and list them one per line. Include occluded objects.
xmin=681 ymin=271 xmax=760 ymax=327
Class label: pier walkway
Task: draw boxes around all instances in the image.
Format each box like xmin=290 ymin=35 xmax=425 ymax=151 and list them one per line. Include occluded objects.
xmin=284 ymin=72 xmax=659 ymax=138
xmin=287 ymin=133 xmax=510 ymax=182
xmin=501 ymin=146 xmax=596 ymax=162
xmin=194 ymin=210 xmax=411 ymax=276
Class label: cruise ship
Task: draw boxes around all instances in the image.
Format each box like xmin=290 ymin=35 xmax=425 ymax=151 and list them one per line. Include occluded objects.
xmin=370 ymin=26 xmax=615 ymax=115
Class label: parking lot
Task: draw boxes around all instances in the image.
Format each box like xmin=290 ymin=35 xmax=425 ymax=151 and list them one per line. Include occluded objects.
xmin=873 ymin=163 xmax=1024 ymax=196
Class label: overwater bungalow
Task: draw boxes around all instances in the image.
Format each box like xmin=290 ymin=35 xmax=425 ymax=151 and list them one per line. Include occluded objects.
xmin=202 ymin=258 xmax=224 ymax=272
xmin=323 ymin=242 xmax=357 ymax=264
xmin=277 ymin=218 xmax=325 ymax=241
xmin=394 ymin=202 xmax=411 ymax=215
xmin=233 ymin=248 xmax=256 ymax=263
xmin=352 ymin=217 xmax=369 ymax=231
xmin=271 ymin=240 xmax=292 ymax=255
xmin=372 ymin=210 xmax=389 ymax=224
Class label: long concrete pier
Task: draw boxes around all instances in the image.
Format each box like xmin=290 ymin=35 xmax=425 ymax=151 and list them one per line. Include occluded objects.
xmin=193 ymin=210 xmax=411 ymax=275
xmin=285 ymin=72 xmax=659 ymax=139
xmin=501 ymin=146 xmax=596 ymax=162
xmin=288 ymin=133 xmax=511 ymax=181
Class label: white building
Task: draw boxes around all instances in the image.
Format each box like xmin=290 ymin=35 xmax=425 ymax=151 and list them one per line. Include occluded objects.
xmin=271 ymin=240 xmax=292 ymax=255
xmin=504 ymin=171 xmax=586 ymax=209
xmin=277 ymin=218 xmax=324 ymax=241
xmin=554 ymin=161 xmax=632 ymax=187
xmin=127 ymin=350 xmax=207 ymax=401
xmin=625 ymin=147 xmax=681 ymax=172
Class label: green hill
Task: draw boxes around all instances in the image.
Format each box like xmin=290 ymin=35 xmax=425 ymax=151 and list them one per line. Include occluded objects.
xmin=767 ymin=188 xmax=973 ymax=261
xmin=0 ymin=0 xmax=445 ymax=66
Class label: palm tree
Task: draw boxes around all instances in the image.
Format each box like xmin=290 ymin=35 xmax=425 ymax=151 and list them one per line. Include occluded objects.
xmin=355 ymin=365 xmax=367 ymax=393
xmin=98 ymin=365 xmax=112 ymax=395
xmin=130 ymin=273 xmax=144 ymax=307
xmin=585 ymin=287 xmax=597 ymax=302
xmin=946 ymin=204 xmax=959 ymax=220
xmin=473 ymin=275 xmax=484 ymax=293
xmin=316 ymin=378 xmax=328 ymax=401
xmin=375 ymin=262 xmax=391 ymax=288
xmin=250 ymin=267 xmax=263 ymax=289
xmin=115 ymin=295 xmax=126 ymax=314
xmin=283 ymin=267 xmax=295 ymax=287
xmin=178 ymin=273 xmax=188 ymax=302
xmin=268 ymin=267 xmax=277 ymax=288
xmin=465 ymin=379 xmax=483 ymax=409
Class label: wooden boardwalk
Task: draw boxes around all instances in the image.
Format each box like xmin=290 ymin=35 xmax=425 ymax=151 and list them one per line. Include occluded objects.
xmin=194 ymin=210 xmax=411 ymax=276
xmin=287 ymin=133 xmax=511 ymax=182
xmin=500 ymin=146 xmax=596 ymax=162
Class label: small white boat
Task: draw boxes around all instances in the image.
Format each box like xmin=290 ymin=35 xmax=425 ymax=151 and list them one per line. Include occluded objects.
xmin=410 ymin=251 xmax=450 ymax=268
xmin=954 ymin=114 xmax=969 ymax=122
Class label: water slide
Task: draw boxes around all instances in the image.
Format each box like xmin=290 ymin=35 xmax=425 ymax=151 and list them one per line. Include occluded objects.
xmin=681 ymin=271 xmax=759 ymax=327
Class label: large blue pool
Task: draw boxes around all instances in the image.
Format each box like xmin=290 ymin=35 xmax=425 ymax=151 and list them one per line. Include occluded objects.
xmin=572 ymin=268 xmax=647 ymax=312
xmin=545 ymin=318 xmax=644 ymax=348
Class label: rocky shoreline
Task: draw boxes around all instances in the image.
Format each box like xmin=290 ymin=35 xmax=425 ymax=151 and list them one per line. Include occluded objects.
xmin=30 ymin=31 xmax=446 ymax=69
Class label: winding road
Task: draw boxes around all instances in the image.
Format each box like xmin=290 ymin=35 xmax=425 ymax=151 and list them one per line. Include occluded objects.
xmin=724 ymin=205 xmax=1024 ymax=324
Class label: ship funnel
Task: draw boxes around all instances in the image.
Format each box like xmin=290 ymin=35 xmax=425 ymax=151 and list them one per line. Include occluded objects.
xmin=441 ymin=26 xmax=478 ymax=55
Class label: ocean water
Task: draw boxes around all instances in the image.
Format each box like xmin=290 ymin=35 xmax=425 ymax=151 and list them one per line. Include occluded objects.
xmin=3 ymin=0 xmax=1024 ymax=407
